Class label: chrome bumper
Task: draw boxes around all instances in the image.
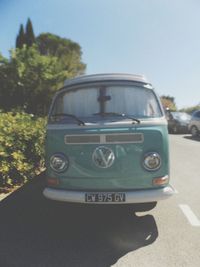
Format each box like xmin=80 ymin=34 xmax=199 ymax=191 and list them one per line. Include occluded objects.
xmin=43 ymin=185 xmax=175 ymax=204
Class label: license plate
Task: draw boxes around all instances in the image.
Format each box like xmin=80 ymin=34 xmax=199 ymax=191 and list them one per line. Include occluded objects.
xmin=85 ymin=192 xmax=126 ymax=203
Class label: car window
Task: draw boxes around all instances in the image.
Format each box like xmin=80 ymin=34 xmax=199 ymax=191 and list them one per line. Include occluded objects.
xmin=51 ymin=85 xmax=162 ymax=121
xmin=62 ymin=87 xmax=99 ymax=116
xmin=171 ymin=112 xmax=191 ymax=121
xmin=105 ymin=86 xmax=162 ymax=118
xmin=193 ymin=111 xmax=200 ymax=118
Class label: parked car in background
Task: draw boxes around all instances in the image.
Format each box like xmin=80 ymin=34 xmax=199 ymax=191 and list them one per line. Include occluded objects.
xmin=188 ymin=110 xmax=200 ymax=137
xmin=166 ymin=111 xmax=191 ymax=134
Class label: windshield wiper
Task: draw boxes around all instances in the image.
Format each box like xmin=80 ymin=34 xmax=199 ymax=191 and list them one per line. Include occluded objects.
xmin=51 ymin=113 xmax=85 ymax=126
xmin=93 ymin=112 xmax=140 ymax=124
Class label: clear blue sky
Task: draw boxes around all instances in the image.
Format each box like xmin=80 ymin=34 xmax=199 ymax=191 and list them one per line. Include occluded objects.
xmin=1 ymin=0 xmax=200 ymax=109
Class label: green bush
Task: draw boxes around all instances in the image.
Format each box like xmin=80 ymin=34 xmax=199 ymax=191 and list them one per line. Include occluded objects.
xmin=179 ymin=105 xmax=200 ymax=114
xmin=0 ymin=112 xmax=46 ymax=187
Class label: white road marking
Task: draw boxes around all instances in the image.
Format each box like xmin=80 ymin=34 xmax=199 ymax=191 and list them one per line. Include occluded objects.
xmin=179 ymin=204 xmax=200 ymax=227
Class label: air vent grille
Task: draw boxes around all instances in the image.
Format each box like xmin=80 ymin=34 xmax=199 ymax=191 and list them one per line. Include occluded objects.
xmin=64 ymin=133 xmax=143 ymax=144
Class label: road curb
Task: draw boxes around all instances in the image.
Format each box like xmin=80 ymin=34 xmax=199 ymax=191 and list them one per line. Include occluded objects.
xmin=0 ymin=193 xmax=12 ymax=201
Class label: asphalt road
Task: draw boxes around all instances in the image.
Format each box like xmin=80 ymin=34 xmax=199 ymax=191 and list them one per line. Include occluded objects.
xmin=0 ymin=134 xmax=200 ymax=267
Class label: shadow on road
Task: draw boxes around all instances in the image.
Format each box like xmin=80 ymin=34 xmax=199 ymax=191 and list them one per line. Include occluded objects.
xmin=183 ymin=135 xmax=200 ymax=142
xmin=0 ymin=174 xmax=158 ymax=267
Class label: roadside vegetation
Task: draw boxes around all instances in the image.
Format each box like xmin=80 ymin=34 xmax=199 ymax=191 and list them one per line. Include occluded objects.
xmin=160 ymin=95 xmax=177 ymax=111
xmin=160 ymin=95 xmax=200 ymax=114
xmin=0 ymin=18 xmax=86 ymax=191
xmin=0 ymin=18 xmax=86 ymax=116
xmin=179 ymin=105 xmax=200 ymax=114
xmin=0 ymin=112 xmax=46 ymax=190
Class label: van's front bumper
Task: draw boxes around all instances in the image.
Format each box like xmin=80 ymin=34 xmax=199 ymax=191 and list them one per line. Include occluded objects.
xmin=43 ymin=185 xmax=175 ymax=204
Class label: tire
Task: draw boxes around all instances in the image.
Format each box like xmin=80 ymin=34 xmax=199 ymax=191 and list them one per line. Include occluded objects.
xmin=191 ymin=126 xmax=199 ymax=137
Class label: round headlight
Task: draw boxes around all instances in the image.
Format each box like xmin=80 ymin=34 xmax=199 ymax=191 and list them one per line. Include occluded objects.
xmin=50 ymin=153 xmax=69 ymax=173
xmin=143 ymin=152 xmax=161 ymax=171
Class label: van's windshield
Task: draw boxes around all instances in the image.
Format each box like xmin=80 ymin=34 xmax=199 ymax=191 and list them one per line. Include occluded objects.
xmin=50 ymin=85 xmax=162 ymax=124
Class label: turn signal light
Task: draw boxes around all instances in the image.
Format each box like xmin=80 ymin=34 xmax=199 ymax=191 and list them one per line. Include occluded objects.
xmin=153 ymin=175 xmax=169 ymax=186
xmin=47 ymin=178 xmax=59 ymax=186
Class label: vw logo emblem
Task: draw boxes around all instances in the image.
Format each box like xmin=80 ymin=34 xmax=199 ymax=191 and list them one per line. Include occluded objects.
xmin=92 ymin=146 xmax=115 ymax=168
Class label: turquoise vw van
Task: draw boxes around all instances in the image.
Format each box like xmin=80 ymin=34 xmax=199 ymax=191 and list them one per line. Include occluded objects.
xmin=43 ymin=73 xmax=174 ymax=208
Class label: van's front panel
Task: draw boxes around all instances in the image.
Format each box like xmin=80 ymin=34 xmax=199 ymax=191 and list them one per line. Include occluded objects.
xmin=46 ymin=124 xmax=169 ymax=191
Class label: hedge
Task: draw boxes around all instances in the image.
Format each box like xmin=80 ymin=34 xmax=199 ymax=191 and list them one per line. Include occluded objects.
xmin=0 ymin=112 xmax=46 ymax=187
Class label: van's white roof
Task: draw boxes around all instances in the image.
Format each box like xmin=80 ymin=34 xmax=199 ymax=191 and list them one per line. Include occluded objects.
xmin=64 ymin=73 xmax=151 ymax=87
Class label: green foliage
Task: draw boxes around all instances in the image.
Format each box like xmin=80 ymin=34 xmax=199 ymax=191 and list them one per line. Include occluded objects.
xmin=16 ymin=18 xmax=35 ymax=48
xmin=16 ymin=24 xmax=25 ymax=49
xmin=179 ymin=105 xmax=200 ymax=114
xmin=0 ymin=53 xmax=7 ymax=64
xmin=25 ymin=18 xmax=35 ymax=47
xmin=36 ymin=33 xmax=86 ymax=78
xmin=0 ymin=112 xmax=46 ymax=187
xmin=1 ymin=31 xmax=86 ymax=115
xmin=160 ymin=95 xmax=177 ymax=111
xmin=0 ymin=45 xmax=69 ymax=115
xmin=0 ymin=20 xmax=86 ymax=188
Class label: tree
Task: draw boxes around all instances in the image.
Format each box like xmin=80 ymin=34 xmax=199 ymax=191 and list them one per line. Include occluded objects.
xmin=16 ymin=24 xmax=25 ymax=49
xmin=0 ymin=53 xmax=7 ymax=65
xmin=160 ymin=95 xmax=177 ymax=111
xmin=1 ymin=22 xmax=86 ymax=115
xmin=180 ymin=105 xmax=200 ymax=114
xmin=0 ymin=46 xmax=68 ymax=115
xmin=16 ymin=18 xmax=35 ymax=49
xmin=25 ymin=18 xmax=35 ymax=47
xmin=36 ymin=33 xmax=86 ymax=77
